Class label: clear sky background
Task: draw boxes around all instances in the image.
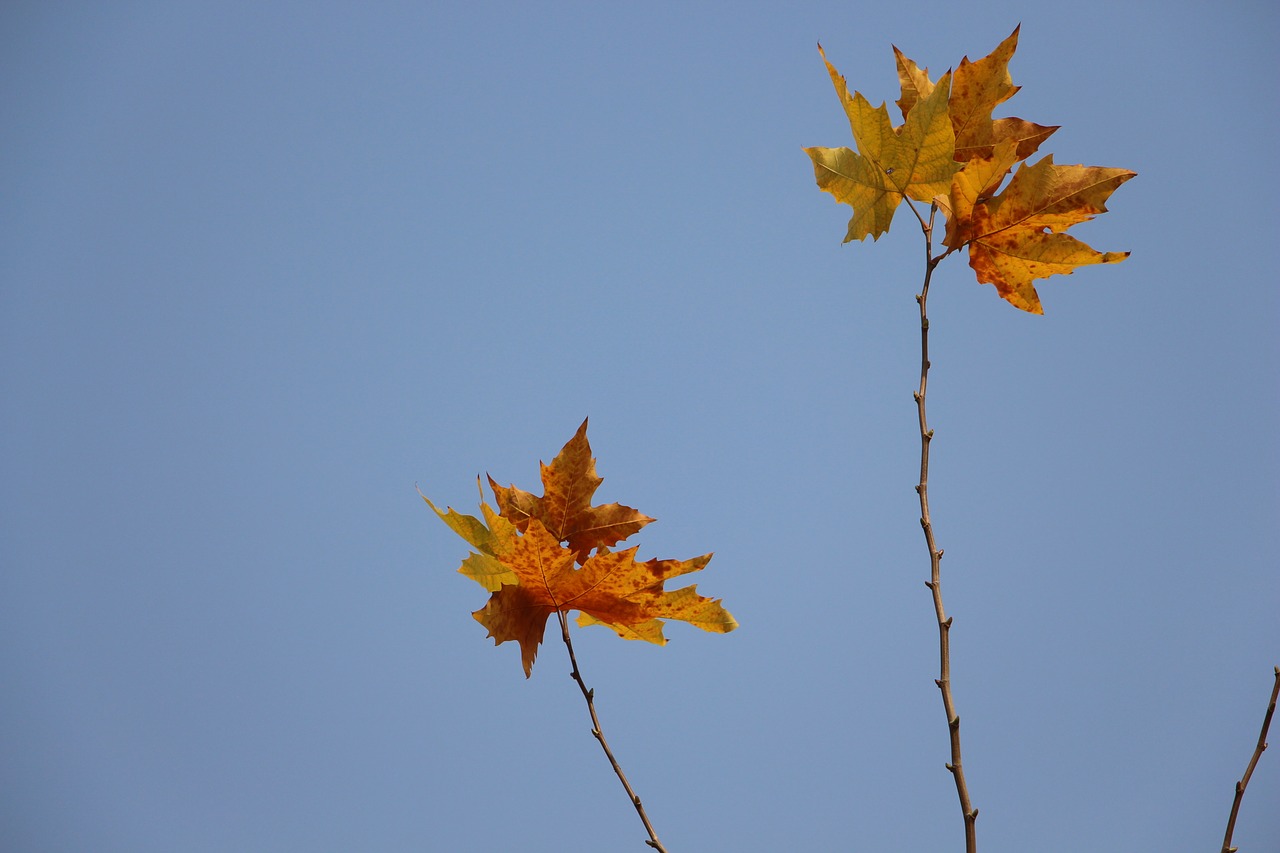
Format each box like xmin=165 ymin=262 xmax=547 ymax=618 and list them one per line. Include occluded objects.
xmin=2 ymin=2 xmax=1277 ymax=851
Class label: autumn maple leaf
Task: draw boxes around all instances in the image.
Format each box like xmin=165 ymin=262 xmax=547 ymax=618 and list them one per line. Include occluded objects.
xmin=805 ymin=45 xmax=962 ymax=242
xmin=424 ymin=421 xmax=737 ymax=676
xmin=943 ymin=26 xmax=1058 ymax=163
xmin=488 ymin=419 xmax=652 ymax=562
xmin=961 ymin=155 xmax=1135 ymax=313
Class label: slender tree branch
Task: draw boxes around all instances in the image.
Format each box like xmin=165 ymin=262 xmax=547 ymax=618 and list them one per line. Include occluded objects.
xmin=1221 ymin=666 xmax=1280 ymax=853
xmin=556 ymin=610 xmax=668 ymax=852
xmin=912 ymin=202 xmax=978 ymax=852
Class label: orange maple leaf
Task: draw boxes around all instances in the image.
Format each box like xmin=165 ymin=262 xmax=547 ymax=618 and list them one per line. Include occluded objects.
xmin=489 ymin=419 xmax=653 ymax=562
xmin=424 ymin=421 xmax=737 ymax=676
xmin=964 ymin=155 xmax=1135 ymax=313
xmin=473 ymin=519 xmax=736 ymax=676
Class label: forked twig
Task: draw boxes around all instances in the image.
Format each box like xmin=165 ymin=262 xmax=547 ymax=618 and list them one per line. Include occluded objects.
xmin=912 ymin=201 xmax=978 ymax=852
xmin=1221 ymin=666 xmax=1280 ymax=853
xmin=556 ymin=610 xmax=668 ymax=852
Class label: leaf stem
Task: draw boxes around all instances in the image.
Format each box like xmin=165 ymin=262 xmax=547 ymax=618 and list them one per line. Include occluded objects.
xmin=914 ymin=202 xmax=978 ymax=852
xmin=556 ymin=610 xmax=669 ymax=852
xmin=1220 ymin=666 xmax=1280 ymax=853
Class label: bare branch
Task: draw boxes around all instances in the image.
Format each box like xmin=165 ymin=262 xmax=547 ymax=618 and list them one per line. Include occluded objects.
xmin=556 ymin=610 xmax=669 ymax=852
xmin=1221 ymin=666 xmax=1280 ymax=853
xmin=914 ymin=203 xmax=978 ymax=852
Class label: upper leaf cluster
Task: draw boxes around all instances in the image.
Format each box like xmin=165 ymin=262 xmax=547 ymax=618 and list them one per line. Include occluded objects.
xmin=805 ymin=27 xmax=1135 ymax=313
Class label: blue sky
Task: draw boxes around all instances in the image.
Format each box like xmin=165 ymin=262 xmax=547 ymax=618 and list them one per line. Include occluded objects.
xmin=2 ymin=1 xmax=1277 ymax=851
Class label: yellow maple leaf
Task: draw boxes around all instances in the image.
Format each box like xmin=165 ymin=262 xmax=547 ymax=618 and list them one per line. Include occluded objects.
xmin=420 ymin=483 xmax=520 ymax=591
xmin=965 ymin=155 xmax=1136 ymax=313
xmin=805 ymin=45 xmax=962 ymax=242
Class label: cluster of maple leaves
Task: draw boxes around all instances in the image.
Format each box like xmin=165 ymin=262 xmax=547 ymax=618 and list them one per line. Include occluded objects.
xmin=805 ymin=26 xmax=1135 ymax=313
xmin=423 ymin=420 xmax=737 ymax=677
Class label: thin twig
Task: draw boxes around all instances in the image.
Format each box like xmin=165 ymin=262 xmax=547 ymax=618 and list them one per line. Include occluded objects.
xmin=1220 ymin=666 xmax=1280 ymax=853
xmin=556 ymin=610 xmax=668 ymax=852
xmin=912 ymin=202 xmax=978 ymax=852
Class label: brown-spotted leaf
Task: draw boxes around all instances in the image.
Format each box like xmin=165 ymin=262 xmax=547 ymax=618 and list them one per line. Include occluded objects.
xmin=805 ymin=46 xmax=961 ymax=242
xmin=488 ymin=419 xmax=652 ymax=561
xmin=966 ymin=155 xmax=1136 ymax=312
xmin=950 ymin=26 xmax=1057 ymax=162
xmin=474 ymin=520 xmax=737 ymax=677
